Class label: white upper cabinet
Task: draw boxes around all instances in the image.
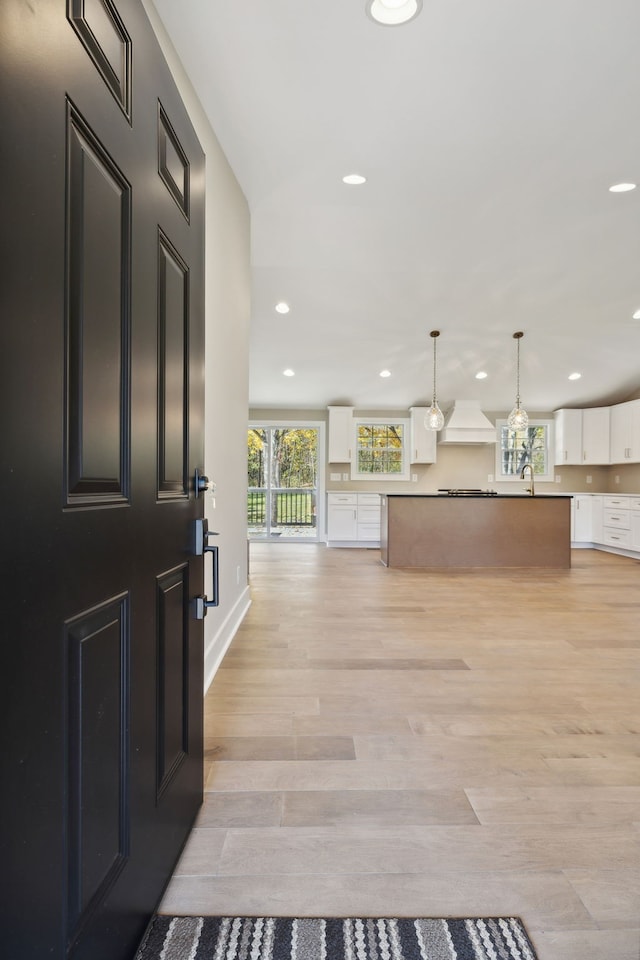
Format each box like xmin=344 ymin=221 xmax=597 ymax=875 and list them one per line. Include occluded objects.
xmin=554 ymin=408 xmax=582 ymax=464
xmin=327 ymin=406 xmax=354 ymax=462
xmin=582 ymin=406 xmax=610 ymax=464
xmin=554 ymin=406 xmax=610 ymax=464
xmin=610 ymin=401 xmax=632 ymax=463
xmin=409 ymin=407 xmax=437 ymax=463
xmin=610 ymin=399 xmax=640 ymax=463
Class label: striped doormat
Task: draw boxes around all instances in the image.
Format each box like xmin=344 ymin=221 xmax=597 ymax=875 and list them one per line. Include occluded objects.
xmin=135 ymin=915 xmax=539 ymax=959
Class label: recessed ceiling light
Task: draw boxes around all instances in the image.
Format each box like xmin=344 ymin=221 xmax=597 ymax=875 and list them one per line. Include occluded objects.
xmin=366 ymin=0 xmax=423 ymax=26
xmin=633 ymin=309 xmax=640 ymax=320
xmin=475 ymin=371 xmax=488 ymax=380
xmin=275 ymin=302 xmax=290 ymax=314
xmin=283 ymin=369 xmax=295 ymax=377
xmin=609 ymin=182 xmax=637 ymax=193
xmin=379 ymin=369 xmax=391 ymax=378
xmin=568 ymin=372 xmax=582 ymax=380
xmin=342 ymin=173 xmax=366 ymax=185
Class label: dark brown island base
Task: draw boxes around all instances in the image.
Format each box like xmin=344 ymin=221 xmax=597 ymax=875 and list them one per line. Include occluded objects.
xmin=380 ymin=494 xmax=572 ymax=568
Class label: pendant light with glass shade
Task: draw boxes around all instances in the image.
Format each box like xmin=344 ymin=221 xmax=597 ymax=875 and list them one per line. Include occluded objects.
xmin=425 ymin=330 xmax=445 ymax=431
xmin=507 ymin=331 xmax=529 ymax=430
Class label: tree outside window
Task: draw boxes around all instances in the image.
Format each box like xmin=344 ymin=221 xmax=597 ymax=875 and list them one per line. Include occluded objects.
xmin=496 ymin=420 xmax=554 ymax=481
xmin=351 ymin=419 xmax=409 ymax=480
xmin=248 ymin=426 xmax=319 ymax=536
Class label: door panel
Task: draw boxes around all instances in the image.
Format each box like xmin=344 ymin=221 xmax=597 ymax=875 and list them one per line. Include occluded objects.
xmin=66 ymin=100 xmax=131 ymax=503
xmin=1 ymin=1 xmax=205 ymax=957
xmin=158 ymin=103 xmax=190 ymax=218
xmin=156 ymin=565 xmax=190 ymax=797
xmin=66 ymin=594 xmax=130 ymax=939
xmin=68 ymin=0 xmax=132 ymax=118
xmin=158 ymin=230 xmax=189 ymax=497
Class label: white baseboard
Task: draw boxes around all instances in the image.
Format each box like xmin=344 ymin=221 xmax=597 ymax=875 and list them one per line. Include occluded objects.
xmin=573 ymin=542 xmax=640 ymax=560
xmin=203 ymin=584 xmax=251 ymax=693
xmin=594 ymin=543 xmax=640 ymax=561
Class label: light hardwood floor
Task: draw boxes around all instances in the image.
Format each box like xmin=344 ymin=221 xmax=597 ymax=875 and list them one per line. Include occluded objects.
xmin=160 ymin=543 xmax=640 ymax=960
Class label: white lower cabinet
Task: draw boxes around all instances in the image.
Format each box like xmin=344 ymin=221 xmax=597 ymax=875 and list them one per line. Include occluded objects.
xmin=327 ymin=492 xmax=380 ymax=544
xmin=326 ymin=493 xmax=357 ymax=540
xmin=631 ymin=499 xmax=640 ymax=551
xmin=565 ymin=492 xmax=640 ymax=555
xmin=356 ymin=493 xmax=382 ymax=540
xmin=602 ymin=495 xmax=632 ymax=549
xmin=603 ymin=525 xmax=631 ymax=548
xmin=590 ymin=495 xmax=603 ymax=544
xmin=572 ymin=495 xmax=592 ymax=542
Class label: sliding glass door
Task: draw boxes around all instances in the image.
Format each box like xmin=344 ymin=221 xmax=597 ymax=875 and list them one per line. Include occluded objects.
xmin=248 ymin=424 xmax=322 ymax=540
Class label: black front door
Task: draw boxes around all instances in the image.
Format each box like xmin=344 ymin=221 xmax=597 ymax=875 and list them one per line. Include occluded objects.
xmin=1 ymin=1 xmax=205 ymax=957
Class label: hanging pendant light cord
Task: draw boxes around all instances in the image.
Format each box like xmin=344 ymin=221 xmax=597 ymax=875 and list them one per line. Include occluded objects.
xmin=508 ymin=331 xmax=528 ymax=431
xmin=432 ymin=333 xmax=438 ymax=406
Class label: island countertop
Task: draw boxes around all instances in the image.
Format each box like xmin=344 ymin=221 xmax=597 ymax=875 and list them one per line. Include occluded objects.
xmin=381 ymin=493 xmax=572 ymax=499
xmin=380 ymin=493 xmax=571 ymax=568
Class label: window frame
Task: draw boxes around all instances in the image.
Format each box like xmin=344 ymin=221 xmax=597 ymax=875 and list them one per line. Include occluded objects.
xmin=350 ymin=417 xmax=410 ymax=481
xmin=495 ymin=418 xmax=555 ymax=482
xmin=247 ymin=419 xmax=326 ymax=541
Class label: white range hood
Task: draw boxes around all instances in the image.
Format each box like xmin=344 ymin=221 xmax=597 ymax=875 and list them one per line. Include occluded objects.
xmin=438 ymin=400 xmax=496 ymax=444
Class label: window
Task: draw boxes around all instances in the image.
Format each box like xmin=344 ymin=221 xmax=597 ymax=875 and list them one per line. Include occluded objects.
xmin=495 ymin=419 xmax=554 ymax=482
xmin=247 ymin=422 xmax=323 ymax=540
xmin=351 ymin=418 xmax=409 ymax=481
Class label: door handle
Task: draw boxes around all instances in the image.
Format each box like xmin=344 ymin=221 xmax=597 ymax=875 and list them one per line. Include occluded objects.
xmin=194 ymin=518 xmax=219 ymax=618
xmin=194 ymin=544 xmax=218 ymax=618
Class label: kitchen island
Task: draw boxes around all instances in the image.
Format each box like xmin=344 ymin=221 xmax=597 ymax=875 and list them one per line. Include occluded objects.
xmin=380 ymin=493 xmax=571 ymax=568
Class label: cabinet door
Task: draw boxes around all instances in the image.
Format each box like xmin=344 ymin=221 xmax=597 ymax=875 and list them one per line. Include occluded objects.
xmin=327 ymin=406 xmax=354 ymax=462
xmin=582 ymin=407 xmax=610 ymax=464
xmin=610 ymin=401 xmax=640 ymax=463
xmin=554 ymin=409 xmax=582 ymax=464
xmin=590 ymin=496 xmax=604 ymax=544
xmin=572 ymin=496 xmax=592 ymax=542
xmin=610 ymin=401 xmax=632 ymax=463
xmin=631 ymin=508 xmax=640 ymax=551
xmin=629 ymin=400 xmax=640 ymax=462
xmin=327 ymin=504 xmax=357 ymax=540
xmin=409 ymin=407 xmax=437 ymax=463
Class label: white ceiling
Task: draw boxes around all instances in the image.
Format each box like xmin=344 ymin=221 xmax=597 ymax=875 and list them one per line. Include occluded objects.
xmin=152 ymin=0 xmax=640 ymax=413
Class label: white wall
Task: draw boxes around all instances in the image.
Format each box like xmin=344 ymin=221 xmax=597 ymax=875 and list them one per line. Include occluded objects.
xmin=145 ymin=1 xmax=251 ymax=689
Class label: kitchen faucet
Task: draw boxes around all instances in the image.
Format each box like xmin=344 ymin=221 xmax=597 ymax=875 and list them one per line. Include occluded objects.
xmin=520 ymin=462 xmax=535 ymax=496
